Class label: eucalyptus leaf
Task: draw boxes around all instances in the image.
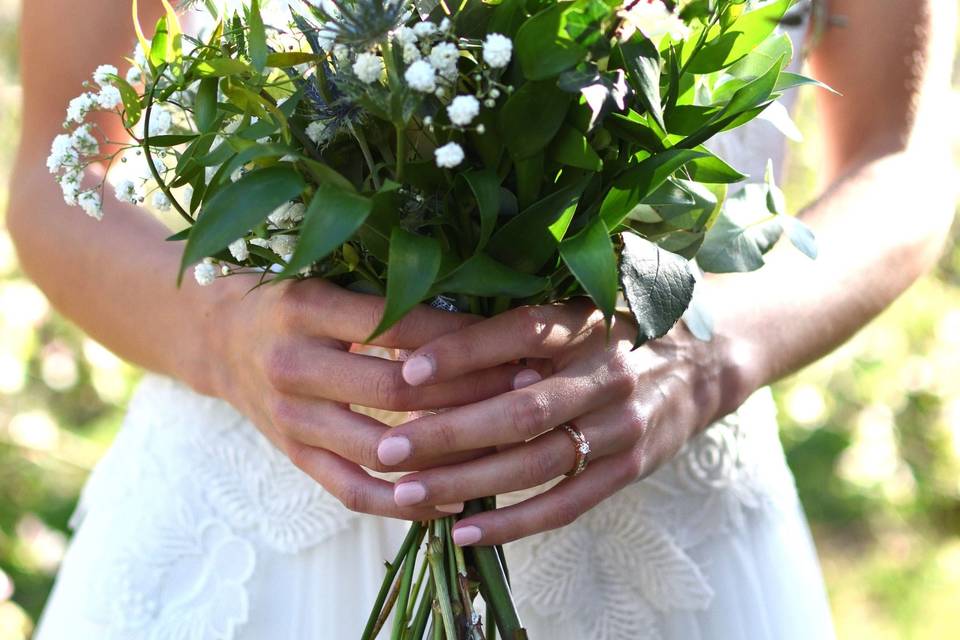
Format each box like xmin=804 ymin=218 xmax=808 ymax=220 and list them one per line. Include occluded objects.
xmin=619 ymin=232 xmax=696 ymax=347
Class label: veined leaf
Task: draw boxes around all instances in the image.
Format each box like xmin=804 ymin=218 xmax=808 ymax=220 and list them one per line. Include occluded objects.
xmin=559 ymin=218 xmax=618 ymax=323
xmin=369 ymin=229 xmax=442 ymax=341
xmin=619 ymin=232 xmax=696 ymax=347
xmin=282 ymin=183 xmax=373 ymax=276
xmin=179 ymin=166 xmax=306 ymax=280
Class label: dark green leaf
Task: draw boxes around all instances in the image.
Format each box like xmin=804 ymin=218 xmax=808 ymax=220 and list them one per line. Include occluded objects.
xmin=369 ymin=229 xmax=442 ymax=341
xmin=549 ymin=127 xmax=602 ymax=171
xmin=265 ymin=52 xmax=321 ymax=67
xmin=516 ymin=4 xmax=588 ymax=80
xmin=146 ymin=134 xmax=198 ymax=147
xmin=619 ymin=231 xmax=696 ymax=347
xmin=179 ymin=166 xmax=306 ymax=279
xmin=619 ymin=36 xmax=664 ymax=129
xmin=461 ymin=170 xmax=502 ymax=249
xmin=433 ymin=253 xmax=549 ymax=298
xmin=559 ymin=218 xmax=618 ymax=322
xmin=195 ymin=78 xmax=219 ymax=131
xmin=282 ymin=183 xmax=373 ymax=276
xmin=498 ymin=80 xmax=571 ymax=159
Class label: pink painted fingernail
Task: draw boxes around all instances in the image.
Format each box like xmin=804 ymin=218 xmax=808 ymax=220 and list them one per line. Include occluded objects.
xmin=402 ymin=355 xmax=434 ymax=386
xmin=452 ymin=525 xmax=482 ymax=546
xmin=394 ymin=481 xmax=427 ymax=506
xmin=436 ymin=502 xmax=464 ymax=514
xmin=378 ymin=437 xmax=412 ymax=465
xmin=512 ymin=369 xmax=542 ymax=390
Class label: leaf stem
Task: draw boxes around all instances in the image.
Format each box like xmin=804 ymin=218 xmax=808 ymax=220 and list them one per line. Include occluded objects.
xmin=143 ymin=64 xmax=194 ymax=225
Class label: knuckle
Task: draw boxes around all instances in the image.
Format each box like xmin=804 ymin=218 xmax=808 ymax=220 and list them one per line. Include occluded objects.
xmin=513 ymin=306 xmax=550 ymax=347
xmin=429 ymin=419 xmax=459 ymax=453
xmin=551 ymin=495 xmax=582 ymax=529
xmin=263 ymin=343 xmax=301 ymax=392
xmin=276 ymin=282 xmax=309 ymax=329
xmin=604 ymin=353 xmax=637 ymax=397
xmin=622 ymin=451 xmax=646 ymax=480
xmin=367 ymin=368 xmax=409 ymax=410
xmin=508 ymin=392 xmax=550 ymax=438
xmin=626 ymin=404 xmax=652 ymax=441
xmin=284 ymin=440 xmax=312 ymax=471
xmin=337 ymin=483 xmax=369 ymax=514
xmin=265 ymin=394 xmax=299 ymax=434
xmin=522 ymin=447 xmax=560 ymax=485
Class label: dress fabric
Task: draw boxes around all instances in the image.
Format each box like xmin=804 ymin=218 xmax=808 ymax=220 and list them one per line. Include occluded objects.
xmin=35 ymin=3 xmax=835 ymax=639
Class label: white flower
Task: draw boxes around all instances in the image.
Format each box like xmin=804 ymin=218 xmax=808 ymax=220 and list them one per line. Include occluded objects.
xmin=402 ymin=43 xmax=421 ymax=64
xmin=482 ymin=33 xmax=513 ymax=69
xmin=394 ymin=26 xmax=417 ymax=46
xmin=428 ymin=42 xmax=460 ymax=79
xmin=114 ymin=179 xmax=143 ymax=204
xmin=333 ymin=44 xmax=350 ymax=65
xmin=125 ymin=66 xmax=142 ymax=85
xmin=413 ymin=21 xmax=437 ymax=39
xmin=228 ymin=238 xmax=250 ymax=261
xmin=70 ymin=125 xmax=99 ymax=156
xmin=352 ymin=52 xmax=384 ymax=84
xmin=439 ymin=18 xmax=451 ymax=33
xmin=316 ymin=26 xmax=336 ymax=53
xmin=619 ymin=1 xmax=690 ymax=43
xmin=96 ymin=86 xmax=123 ymax=110
xmin=269 ymin=234 xmax=297 ymax=257
xmin=77 ymin=190 xmax=102 ymax=220
xmin=194 ymin=259 xmax=218 ymax=286
xmin=134 ymin=42 xmax=149 ymax=68
xmin=59 ymin=172 xmax=82 ymax=205
xmin=65 ymin=93 xmax=97 ymax=124
xmin=268 ymin=201 xmax=305 ymax=227
xmin=250 ymin=237 xmax=270 ymax=249
xmin=93 ymin=64 xmax=118 ymax=87
xmin=147 ymin=107 xmax=173 ymax=136
xmin=447 ymin=95 xmax=480 ymax=126
xmin=306 ymin=120 xmax=332 ymax=145
xmin=47 ymin=134 xmax=78 ymax=173
xmin=405 ymin=60 xmax=437 ymax=93
xmin=434 ymin=141 xmax=465 ymax=168
xmin=152 ymin=191 xmax=171 ymax=211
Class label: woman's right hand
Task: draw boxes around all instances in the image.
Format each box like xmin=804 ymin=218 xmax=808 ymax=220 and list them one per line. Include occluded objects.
xmin=207 ymin=275 xmax=516 ymax=520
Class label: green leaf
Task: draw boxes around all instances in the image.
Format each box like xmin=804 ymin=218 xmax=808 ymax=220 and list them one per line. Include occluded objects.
xmin=248 ymin=0 xmax=268 ymax=71
xmin=687 ymin=0 xmax=791 ymax=73
xmin=192 ymin=58 xmax=253 ymax=78
xmin=113 ymin=76 xmax=143 ymax=128
xmin=433 ymin=253 xmax=549 ymax=298
xmin=549 ymin=127 xmax=602 ymax=171
xmin=195 ymin=78 xmax=219 ymax=131
xmin=461 ymin=170 xmax=501 ymax=249
xmin=600 ymin=149 xmax=708 ymax=228
xmin=488 ymin=0 xmax=528 ymax=37
xmin=686 ymin=150 xmax=748 ymax=183
xmin=369 ymin=229 xmax=442 ymax=341
xmin=146 ymin=134 xmax=198 ymax=147
xmin=265 ymin=52 xmax=322 ymax=67
xmin=150 ymin=16 xmax=170 ymax=69
xmin=282 ymin=183 xmax=373 ymax=276
xmin=498 ymin=80 xmax=571 ymax=159
xmin=487 ymin=177 xmax=590 ymax=273
xmin=515 ymin=4 xmax=587 ymax=80
xmin=781 ymin=215 xmax=818 ymax=260
xmin=559 ymin=218 xmax=618 ymax=322
xmin=179 ymin=166 xmax=306 ymax=280
xmin=619 ymin=232 xmax=696 ymax=347
xmin=697 ymin=186 xmax=785 ymax=274
xmin=618 ymin=36 xmax=664 ymax=130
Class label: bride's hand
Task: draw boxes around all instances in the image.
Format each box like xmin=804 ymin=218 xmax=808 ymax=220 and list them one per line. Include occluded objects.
xmin=211 ymin=276 xmax=521 ymax=520
xmin=375 ymin=300 xmax=752 ymax=544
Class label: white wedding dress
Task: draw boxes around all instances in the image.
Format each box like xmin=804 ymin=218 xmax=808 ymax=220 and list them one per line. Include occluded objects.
xmin=35 ymin=5 xmax=836 ymax=639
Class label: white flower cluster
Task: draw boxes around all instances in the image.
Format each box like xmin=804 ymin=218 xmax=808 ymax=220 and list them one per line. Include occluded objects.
xmin=618 ymin=0 xmax=690 ymax=44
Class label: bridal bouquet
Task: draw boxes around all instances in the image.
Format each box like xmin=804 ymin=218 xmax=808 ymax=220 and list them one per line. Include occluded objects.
xmin=49 ymin=0 xmax=820 ymax=637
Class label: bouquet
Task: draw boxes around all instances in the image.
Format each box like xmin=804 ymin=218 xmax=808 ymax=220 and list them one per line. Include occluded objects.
xmin=49 ymin=0 xmax=823 ymax=637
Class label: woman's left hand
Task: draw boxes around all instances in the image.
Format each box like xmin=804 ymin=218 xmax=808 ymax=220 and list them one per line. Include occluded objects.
xmin=375 ymin=299 xmax=750 ymax=546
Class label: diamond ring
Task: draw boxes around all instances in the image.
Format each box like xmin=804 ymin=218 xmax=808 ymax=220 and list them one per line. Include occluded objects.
xmin=560 ymin=425 xmax=591 ymax=477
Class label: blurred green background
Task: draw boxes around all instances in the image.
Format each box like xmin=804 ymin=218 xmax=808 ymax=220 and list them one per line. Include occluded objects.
xmin=0 ymin=2 xmax=959 ymax=639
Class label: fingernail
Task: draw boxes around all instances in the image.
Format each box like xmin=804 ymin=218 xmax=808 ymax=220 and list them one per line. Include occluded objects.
xmin=512 ymin=369 xmax=542 ymax=390
xmin=402 ymin=355 xmax=434 ymax=386
xmin=378 ymin=437 xmax=412 ymax=465
xmin=394 ymin=481 xmax=427 ymax=506
xmin=452 ymin=525 xmax=482 ymax=546
xmin=436 ymin=502 xmax=464 ymax=514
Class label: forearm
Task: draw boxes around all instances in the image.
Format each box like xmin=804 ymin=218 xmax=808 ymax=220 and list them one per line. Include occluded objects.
xmin=6 ymin=158 xmax=231 ymax=396
xmin=705 ymin=146 xmax=955 ymax=413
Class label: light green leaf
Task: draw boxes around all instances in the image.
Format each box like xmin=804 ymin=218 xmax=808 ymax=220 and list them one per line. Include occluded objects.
xmin=113 ymin=76 xmax=143 ymax=128
xmin=179 ymin=166 xmax=305 ymax=280
xmin=195 ymin=78 xmax=219 ymax=131
xmin=369 ymin=229 xmax=442 ymax=341
xmin=515 ymin=4 xmax=588 ymax=80
xmin=248 ymin=0 xmax=268 ymax=71
xmin=560 ymin=218 xmax=618 ymax=323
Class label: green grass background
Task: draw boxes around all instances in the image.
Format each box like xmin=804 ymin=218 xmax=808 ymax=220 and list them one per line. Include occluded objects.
xmin=0 ymin=3 xmax=958 ymax=638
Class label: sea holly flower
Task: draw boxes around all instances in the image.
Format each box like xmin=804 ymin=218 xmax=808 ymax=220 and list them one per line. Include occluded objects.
xmin=482 ymin=33 xmax=513 ymax=68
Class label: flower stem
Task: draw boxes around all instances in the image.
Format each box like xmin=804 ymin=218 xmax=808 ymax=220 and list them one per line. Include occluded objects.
xmin=427 ymin=521 xmax=458 ymax=640
xmin=362 ymin=522 xmax=425 ymax=640
xmin=407 ymin=581 xmax=434 ymax=640
xmin=391 ymin=535 xmax=421 ymax=640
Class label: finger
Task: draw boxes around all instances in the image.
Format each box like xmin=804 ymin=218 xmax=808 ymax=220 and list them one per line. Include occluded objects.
xmin=281 ymin=279 xmax=478 ymax=349
xmin=284 ymin=443 xmax=451 ymax=521
xmin=399 ymin=302 xmax=604 ymax=386
xmin=449 ymin=451 xmax=640 ymax=546
xmin=266 ymin=341 xmax=523 ymax=412
xmin=391 ymin=415 xmax=631 ymax=508
xmin=376 ymin=369 xmax=621 ymax=466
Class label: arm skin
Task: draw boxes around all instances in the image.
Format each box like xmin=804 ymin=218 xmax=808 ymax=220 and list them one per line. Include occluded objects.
xmin=6 ymin=0 xmax=521 ymax=520
xmin=370 ymin=0 xmax=959 ymax=545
